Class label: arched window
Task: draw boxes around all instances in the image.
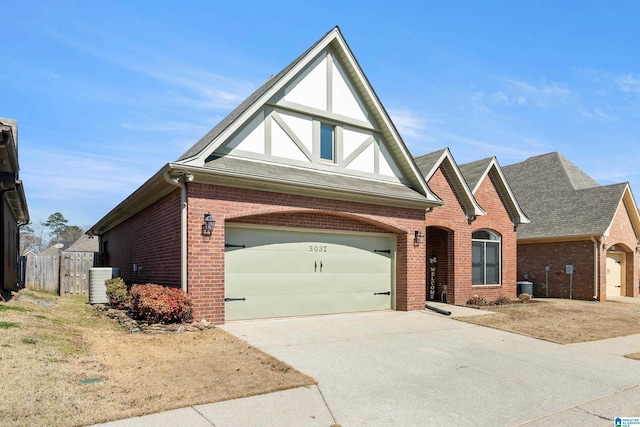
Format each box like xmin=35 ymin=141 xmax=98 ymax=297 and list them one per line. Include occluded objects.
xmin=472 ymin=230 xmax=501 ymax=286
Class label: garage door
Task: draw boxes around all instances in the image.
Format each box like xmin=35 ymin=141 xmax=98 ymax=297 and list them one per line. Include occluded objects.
xmin=225 ymin=225 xmax=395 ymax=321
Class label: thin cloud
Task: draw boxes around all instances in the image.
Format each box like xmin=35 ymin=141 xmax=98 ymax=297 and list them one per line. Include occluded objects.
xmin=617 ymin=73 xmax=640 ymax=96
xmin=502 ymin=78 xmax=571 ymax=107
xmin=579 ymin=107 xmax=618 ymax=122
xmin=388 ymin=108 xmax=428 ymax=138
xmin=48 ymin=28 xmax=256 ymax=113
xmin=490 ymin=91 xmax=527 ymax=106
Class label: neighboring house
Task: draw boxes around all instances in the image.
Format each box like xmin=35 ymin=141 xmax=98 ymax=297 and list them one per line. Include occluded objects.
xmin=415 ymin=149 xmax=528 ymax=305
xmin=88 ymin=27 xmax=445 ymax=323
xmin=1 ymin=118 xmax=29 ymax=292
xmin=65 ymin=234 xmax=99 ymax=254
xmin=38 ymin=240 xmax=73 ymax=256
xmin=503 ymin=152 xmax=640 ymax=300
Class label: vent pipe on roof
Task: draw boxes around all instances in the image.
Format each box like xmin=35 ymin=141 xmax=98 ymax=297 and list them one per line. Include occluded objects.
xmin=164 ymin=172 xmax=194 ymax=293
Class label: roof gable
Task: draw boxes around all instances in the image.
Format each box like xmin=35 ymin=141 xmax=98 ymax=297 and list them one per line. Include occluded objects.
xmin=460 ymin=157 xmax=529 ymax=225
xmin=503 ymin=152 xmax=639 ymax=240
xmin=605 ymin=184 xmax=640 ymax=238
xmin=415 ymin=148 xmax=484 ymax=219
xmin=176 ymin=27 xmax=438 ymax=203
xmin=66 ymin=234 xmax=99 ymax=252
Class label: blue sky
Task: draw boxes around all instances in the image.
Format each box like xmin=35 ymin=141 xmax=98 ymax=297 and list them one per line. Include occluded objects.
xmin=4 ymin=1 xmax=640 ymax=229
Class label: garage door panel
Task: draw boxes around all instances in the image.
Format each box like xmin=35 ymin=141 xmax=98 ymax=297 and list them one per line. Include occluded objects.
xmin=227 ymin=248 xmax=390 ymax=274
xmin=225 ymin=292 xmax=391 ymax=321
xmin=226 ymin=272 xmax=390 ymax=296
xmin=226 ymin=249 xmax=317 ymax=273
xmin=225 ymin=226 xmax=394 ymax=321
xmin=319 ymin=252 xmax=391 ymax=273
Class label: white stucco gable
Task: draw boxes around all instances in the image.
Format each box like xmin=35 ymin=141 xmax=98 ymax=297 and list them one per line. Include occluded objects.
xmin=177 ymin=27 xmax=439 ymax=202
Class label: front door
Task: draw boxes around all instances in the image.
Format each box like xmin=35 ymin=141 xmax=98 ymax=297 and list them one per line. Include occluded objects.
xmin=606 ymin=252 xmax=624 ymax=297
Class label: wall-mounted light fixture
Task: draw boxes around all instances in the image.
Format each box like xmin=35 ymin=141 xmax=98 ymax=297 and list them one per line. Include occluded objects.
xmin=414 ymin=230 xmax=424 ymax=244
xmin=202 ymin=213 xmax=215 ymax=234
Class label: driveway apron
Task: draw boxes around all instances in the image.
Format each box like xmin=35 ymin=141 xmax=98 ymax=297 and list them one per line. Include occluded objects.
xmin=223 ymin=310 xmax=640 ymax=426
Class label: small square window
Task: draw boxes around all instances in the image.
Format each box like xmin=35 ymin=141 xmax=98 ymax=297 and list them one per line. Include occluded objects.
xmin=320 ymin=124 xmax=334 ymax=161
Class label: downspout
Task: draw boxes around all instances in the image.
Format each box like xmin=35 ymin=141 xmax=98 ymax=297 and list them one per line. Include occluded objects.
xmin=163 ymin=172 xmax=194 ymax=293
xmin=590 ymin=236 xmax=599 ymax=300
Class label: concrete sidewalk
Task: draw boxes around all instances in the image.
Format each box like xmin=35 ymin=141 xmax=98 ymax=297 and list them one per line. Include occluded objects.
xmin=92 ymin=385 xmax=335 ymax=426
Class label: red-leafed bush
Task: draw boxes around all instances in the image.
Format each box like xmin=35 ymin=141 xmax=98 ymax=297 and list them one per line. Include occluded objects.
xmin=129 ymin=284 xmax=194 ymax=324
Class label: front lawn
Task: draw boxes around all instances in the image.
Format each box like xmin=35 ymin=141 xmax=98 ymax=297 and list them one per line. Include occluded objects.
xmin=0 ymin=290 xmax=315 ymax=427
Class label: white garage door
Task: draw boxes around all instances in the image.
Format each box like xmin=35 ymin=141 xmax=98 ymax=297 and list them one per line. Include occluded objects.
xmin=225 ymin=225 xmax=395 ymax=321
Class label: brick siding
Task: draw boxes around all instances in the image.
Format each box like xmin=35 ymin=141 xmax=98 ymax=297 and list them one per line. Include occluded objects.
xmin=100 ymin=191 xmax=182 ymax=287
xmin=517 ymin=199 xmax=639 ymax=300
xmin=425 ymin=167 xmax=518 ymax=305
xmin=104 ymin=182 xmax=427 ymax=323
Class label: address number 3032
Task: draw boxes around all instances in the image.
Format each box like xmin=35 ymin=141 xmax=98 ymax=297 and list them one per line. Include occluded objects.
xmin=309 ymin=245 xmax=328 ymax=252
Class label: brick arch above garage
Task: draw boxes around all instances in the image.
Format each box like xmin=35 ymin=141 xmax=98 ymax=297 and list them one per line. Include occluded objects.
xmin=227 ymin=209 xmax=407 ymax=235
xmin=187 ymin=182 xmax=426 ymax=233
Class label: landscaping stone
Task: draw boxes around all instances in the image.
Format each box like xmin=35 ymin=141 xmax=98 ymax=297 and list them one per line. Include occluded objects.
xmin=93 ymin=304 xmax=215 ymax=334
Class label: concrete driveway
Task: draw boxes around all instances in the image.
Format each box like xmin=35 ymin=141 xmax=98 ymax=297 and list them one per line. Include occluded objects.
xmin=223 ymin=310 xmax=640 ymax=426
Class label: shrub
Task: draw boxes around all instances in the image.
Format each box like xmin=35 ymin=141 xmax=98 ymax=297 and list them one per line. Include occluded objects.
xmin=129 ymin=284 xmax=194 ymax=324
xmin=518 ymin=293 xmax=532 ymax=303
xmin=105 ymin=277 xmax=128 ymax=309
xmin=466 ymin=295 xmax=489 ymax=306
xmin=494 ymin=294 xmax=512 ymax=305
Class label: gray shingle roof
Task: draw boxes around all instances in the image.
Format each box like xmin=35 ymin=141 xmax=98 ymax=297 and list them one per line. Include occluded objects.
xmin=413 ymin=148 xmax=447 ymax=174
xmin=203 ymin=155 xmax=430 ymax=204
xmin=66 ymin=234 xmax=99 ymax=252
xmin=459 ymin=157 xmax=493 ymax=192
xmin=503 ymin=152 xmax=624 ymax=239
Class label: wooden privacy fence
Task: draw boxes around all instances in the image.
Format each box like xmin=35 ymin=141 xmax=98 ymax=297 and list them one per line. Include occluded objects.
xmin=25 ymin=252 xmax=96 ymax=297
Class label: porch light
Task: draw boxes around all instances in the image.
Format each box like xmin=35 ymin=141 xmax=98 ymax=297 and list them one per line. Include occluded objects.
xmin=202 ymin=213 xmax=215 ymax=234
xmin=414 ymin=230 xmax=424 ymax=244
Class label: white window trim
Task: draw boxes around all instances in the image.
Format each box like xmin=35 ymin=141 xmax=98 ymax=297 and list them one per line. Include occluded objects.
xmin=471 ymin=229 xmax=502 ymax=286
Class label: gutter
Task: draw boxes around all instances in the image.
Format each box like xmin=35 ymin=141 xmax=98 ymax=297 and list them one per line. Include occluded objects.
xmin=590 ymin=236 xmax=600 ymax=300
xmin=163 ymin=172 xmax=194 ymax=293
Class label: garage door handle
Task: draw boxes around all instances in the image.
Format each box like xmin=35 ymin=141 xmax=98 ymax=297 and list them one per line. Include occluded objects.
xmin=225 ymin=243 xmax=246 ymax=249
xmin=615 ymin=285 xmax=621 ymax=288
xmin=225 ymin=297 xmax=246 ymax=302
xmin=315 ymin=261 xmax=317 ymax=272
xmin=374 ymin=291 xmax=391 ymax=295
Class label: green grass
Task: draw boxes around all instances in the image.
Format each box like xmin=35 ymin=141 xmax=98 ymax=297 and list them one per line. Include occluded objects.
xmin=0 ymin=321 xmax=19 ymax=329
xmin=0 ymin=305 xmax=30 ymax=313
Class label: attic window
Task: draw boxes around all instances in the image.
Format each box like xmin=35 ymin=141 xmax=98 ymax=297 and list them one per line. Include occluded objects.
xmin=320 ymin=124 xmax=335 ymax=162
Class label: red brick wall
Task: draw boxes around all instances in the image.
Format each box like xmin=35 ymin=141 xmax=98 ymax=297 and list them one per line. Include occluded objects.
xmin=517 ymin=240 xmax=596 ymax=300
xmin=100 ymin=190 xmax=182 ymax=287
xmin=517 ymin=198 xmax=639 ymax=301
xmin=469 ymin=174 xmax=518 ymax=303
xmin=425 ymin=167 xmax=519 ymax=304
xmin=425 ymin=167 xmax=470 ymax=304
xmin=187 ymin=183 xmax=426 ymax=323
